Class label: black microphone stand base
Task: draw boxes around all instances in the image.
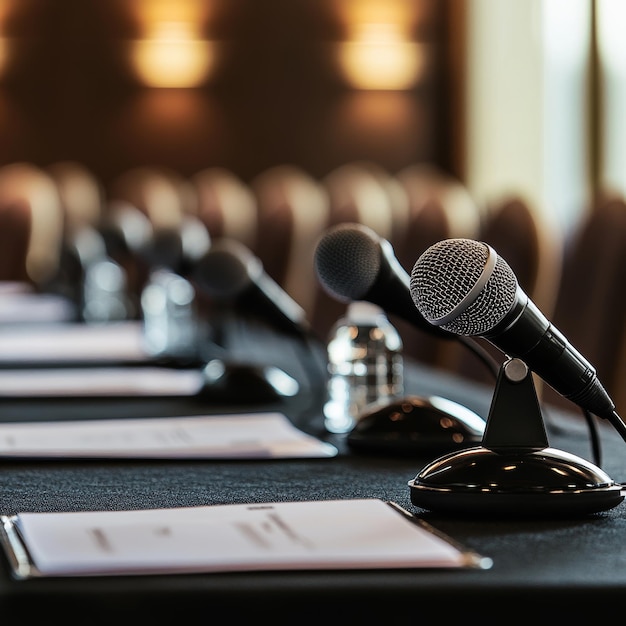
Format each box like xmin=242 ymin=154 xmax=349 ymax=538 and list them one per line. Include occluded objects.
xmin=408 ymin=358 xmax=625 ymax=518
xmin=409 ymin=445 xmax=624 ymax=517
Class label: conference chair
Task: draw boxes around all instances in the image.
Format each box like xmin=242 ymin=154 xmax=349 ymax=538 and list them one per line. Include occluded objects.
xmin=394 ymin=163 xmax=482 ymax=369
xmin=251 ymin=164 xmax=330 ymax=325
xmin=47 ymin=161 xmax=105 ymax=239
xmin=108 ymin=166 xmax=191 ymax=234
xmin=190 ymin=166 xmax=258 ymax=253
xmin=548 ymin=193 xmax=626 ymax=417
xmin=0 ymin=162 xmax=64 ymax=289
xmin=0 ymin=198 xmax=31 ymax=283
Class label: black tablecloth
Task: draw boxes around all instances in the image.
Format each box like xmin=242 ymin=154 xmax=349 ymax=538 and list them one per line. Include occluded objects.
xmin=0 ymin=338 xmax=624 ymax=623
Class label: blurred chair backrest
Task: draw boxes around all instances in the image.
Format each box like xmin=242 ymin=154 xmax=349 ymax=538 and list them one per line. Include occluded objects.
xmin=482 ymin=195 xmax=563 ymax=318
xmin=548 ymin=194 xmax=626 ymax=415
xmin=251 ymin=165 xmax=330 ymax=324
xmin=47 ymin=161 xmax=104 ymax=240
xmin=108 ymin=166 xmax=190 ymax=233
xmin=395 ymin=163 xmax=482 ymax=272
xmin=394 ymin=163 xmax=482 ymax=368
xmin=0 ymin=162 xmax=63 ymax=287
xmin=322 ymin=161 xmax=398 ymax=239
xmin=191 ymin=167 xmax=258 ymax=253
xmin=0 ymin=198 xmax=32 ymax=282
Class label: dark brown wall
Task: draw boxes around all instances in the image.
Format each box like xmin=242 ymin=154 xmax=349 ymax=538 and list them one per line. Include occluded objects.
xmin=0 ymin=0 xmax=460 ymax=186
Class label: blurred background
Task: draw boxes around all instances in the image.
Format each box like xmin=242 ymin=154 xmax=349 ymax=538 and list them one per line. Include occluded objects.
xmin=0 ymin=0 xmax=621 ymax=227
xmin=0 ymin=0 xmax=625 ymax=414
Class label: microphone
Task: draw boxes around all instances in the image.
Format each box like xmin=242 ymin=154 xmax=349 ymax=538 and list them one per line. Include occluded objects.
xmin=192 ymin=238 xmax=313 ymax=339
xmin=408 ymin=238 xmax=626 ymax=517
xmin=313 ymin=223 xmax=495 ymax=455
xmin=314 ymin=223 xmax=500 ymax=380
xmin=191 ymin=239 xmax=327 ymax=400
xmin=410 ymin=238 xmax=626 ymax=435
xmin=101 ymin=202 xmax=210 ymax=277
xmin=141 ymin=214 xmax=211 ymax=277
xmin=313 ymin=223 xmax=455 ymax=340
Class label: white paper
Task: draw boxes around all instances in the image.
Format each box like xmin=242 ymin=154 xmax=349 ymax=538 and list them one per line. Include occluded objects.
xmin=0 ymin=367 xmax=206 ymax=397
xmin=0 ymin=290 xmax=75 ymax=324
xmin=0 ymin=412 xmax=337 ymax=459
xmin=8 ymin=499 xmax=484 ymax=576
xmin=0 ymin=321 xmax=149 ymax=363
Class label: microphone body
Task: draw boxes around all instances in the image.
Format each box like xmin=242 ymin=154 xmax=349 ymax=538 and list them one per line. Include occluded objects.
xmin=410 ymin=238 xmax=616 ymax=421
xmin=485 ymin=292 xmax=606 ymax=411
xmin=192 ymin=239 xmax=312 ymax=339
xmin=313 ymin=223 xmax=454 ymax=340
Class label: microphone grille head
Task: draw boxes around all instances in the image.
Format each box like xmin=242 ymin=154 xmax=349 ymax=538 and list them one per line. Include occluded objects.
xmin=314 ymin=223 xmax=382 ymax=301
xmin=410 ymin=238 xmax=518 ymax=335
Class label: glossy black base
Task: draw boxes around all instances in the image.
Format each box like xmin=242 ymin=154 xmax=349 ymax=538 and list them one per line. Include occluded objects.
xmin=347 ymin=395 xmax=486 ymax=456
xmin=409 ymin=445 xmax=625 ymax=517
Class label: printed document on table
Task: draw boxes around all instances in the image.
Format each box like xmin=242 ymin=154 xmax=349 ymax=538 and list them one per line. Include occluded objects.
xmin=0 ymin=321 xmax=150 ymax=363
xmin=0 ymin=499 xmax=492 ymax=578
xmin=0 ymin=412 xmax=338 ymax=459
xmin=0 ymin=366 xmax=207 ymax=397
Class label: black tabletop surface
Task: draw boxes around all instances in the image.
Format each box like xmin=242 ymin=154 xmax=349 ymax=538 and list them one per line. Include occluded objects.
xmin=0 ymin=330 xmax=624 ymax=623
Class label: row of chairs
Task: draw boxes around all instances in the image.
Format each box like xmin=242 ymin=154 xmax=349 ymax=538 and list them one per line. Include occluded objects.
xmin=0 ymin=159 xmax=624 ymax=417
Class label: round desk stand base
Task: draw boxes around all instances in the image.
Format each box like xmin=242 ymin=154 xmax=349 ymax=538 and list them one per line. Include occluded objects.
xmin=408 ymin=445 xmax=625 ymax=517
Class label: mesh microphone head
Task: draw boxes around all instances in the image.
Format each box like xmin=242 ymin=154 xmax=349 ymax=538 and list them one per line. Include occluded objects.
xmin=410 ymin=238 xmax=518 ymax=335
xmin=314 ymin=223 xmax=382 ymax=302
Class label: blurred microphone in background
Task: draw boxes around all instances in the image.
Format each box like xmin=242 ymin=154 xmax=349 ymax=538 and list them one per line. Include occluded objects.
xmin=101 ymin=200 xmax=210 ymax=284
xmin=99 ymin=200 xmax=154 ymax=313
xmin=191 ymin=237 xmax=326 ymax=395
xmin=191 ymin=237 xmax=313 ymax=342
xmin=62 ymin=226 xmax=131 ymax=323
xmin=47 ymin=162 xmax=131 ymax=323
xmin=100 ymin=199 xmax=211 ymax=358
xmin=141 ymin=213 xmax=210 ymax=360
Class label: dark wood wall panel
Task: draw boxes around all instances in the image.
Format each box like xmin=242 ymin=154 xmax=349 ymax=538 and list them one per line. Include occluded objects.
xmin=0 ymin=0 xmax=459 ymax=186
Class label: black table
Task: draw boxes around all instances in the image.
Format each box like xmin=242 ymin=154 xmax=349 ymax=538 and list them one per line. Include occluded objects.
xmin=0 ymin=350 xmax=624 ymax=624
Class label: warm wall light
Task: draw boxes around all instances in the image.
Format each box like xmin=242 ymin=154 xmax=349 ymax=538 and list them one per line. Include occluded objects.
xmin=337 ymin=23 xmax=425 ymax=90
xmin=0 ymin=0 xmax=15 ymax=79
xmin=330 ymin=0 xmax=426 ymax=90
xmin=129 ymin=21 xmax=216 ymax=88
